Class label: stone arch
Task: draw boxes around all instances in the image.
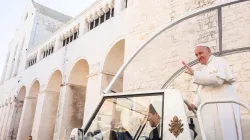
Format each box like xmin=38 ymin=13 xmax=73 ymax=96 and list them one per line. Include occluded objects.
xmin=101 ymin=39 xmax=125 ymax=92
xmin=100 ymin=36 xmax=125 ymax=70
xmin=68 ymin=59 xmax=89 ymax=86
xmin=36 ymin=70 xmax=62 ymax=140
xmin=47 ymin=70 xmax=62 ymax=92
xmin=29 ymin=80 xmax=40 ymax=97
xmin=17 ymin=86 xmax=26 ymax=100
xmin=63 ymin=59 xmax=89 ymax=136
xmin=17 ymin=80 xmax=40 ymax=140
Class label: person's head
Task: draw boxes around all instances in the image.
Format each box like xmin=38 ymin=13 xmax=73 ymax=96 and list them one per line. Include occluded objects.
xmin=147 ymin=104 xmax=160 ymax=127
xmin=195 ymin=45 xmax=211 ymax=65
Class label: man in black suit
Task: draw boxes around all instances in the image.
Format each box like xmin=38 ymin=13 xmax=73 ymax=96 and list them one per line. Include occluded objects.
xmin=147 ymin=104 xmax=161 ymax=140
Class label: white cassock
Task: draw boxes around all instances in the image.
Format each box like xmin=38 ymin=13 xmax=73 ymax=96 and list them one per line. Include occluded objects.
xmin=193 ymin=55 xmax=242 ymax=140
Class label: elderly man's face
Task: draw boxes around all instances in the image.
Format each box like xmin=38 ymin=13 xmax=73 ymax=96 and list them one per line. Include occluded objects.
xmin=148 ymin=113 xmax=159 ymax=127
xmin=195 ymin=46 xmax=211 ymax=65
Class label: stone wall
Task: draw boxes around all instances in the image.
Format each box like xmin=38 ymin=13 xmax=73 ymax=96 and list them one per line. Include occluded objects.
xmin=123 ymin=10 xmax=219 ymax=92
xmin=119 ymin=1 xmax=250 ymax=108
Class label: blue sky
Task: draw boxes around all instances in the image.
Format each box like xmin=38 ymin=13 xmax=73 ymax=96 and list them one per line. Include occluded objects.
xmin=0 ymin=0 xmax=96 ymax=77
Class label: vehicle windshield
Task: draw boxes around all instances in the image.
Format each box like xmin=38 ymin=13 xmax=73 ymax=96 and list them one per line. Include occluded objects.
xmin=84 ymin=94 xmax=163 ymax=140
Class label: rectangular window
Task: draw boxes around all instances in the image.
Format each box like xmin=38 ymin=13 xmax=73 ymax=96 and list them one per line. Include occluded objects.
xmin=100 ymin=14 xmax=105 ymax=24
xmin=70 ymin=35 xmax=73 ymax=42
xmin=106 ymin=10 xmax=110 ymax=20
xmin=90 ymin=21 xmax=94 ymax=30
xmin=111 ymin=8 xmax=114 ymax=17
xmin=66 ymin=37 xmax=69 ymax=45
xmin=63 ymin=40 xmax=66 ymax=47
xmin=95 ymin=18 xmax=99 ymax=27
xmin=48 ymin=48 xmax=51 ymax=55
xmin=125 ymin=0 xmax=128 ymax=8
xmin=51 ymin=46 xmax=54 ymax=53
xmin=45 ymin=50 xmax=48 ymax=57
xmin=74 ymin=32 xmax=78 ymax=40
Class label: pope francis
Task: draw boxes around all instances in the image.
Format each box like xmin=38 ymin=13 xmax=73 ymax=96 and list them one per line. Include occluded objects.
xmin=182 ymin=45 xmax=242 ymax=140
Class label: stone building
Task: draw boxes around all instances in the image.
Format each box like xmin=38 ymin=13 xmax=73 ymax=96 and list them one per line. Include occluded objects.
xmin=0 ymin=0 xmax=249 ymax=140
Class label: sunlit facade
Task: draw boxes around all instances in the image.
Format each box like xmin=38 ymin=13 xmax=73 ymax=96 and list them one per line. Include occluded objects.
xmin=0 ymin=0 xmax=250 ymax=140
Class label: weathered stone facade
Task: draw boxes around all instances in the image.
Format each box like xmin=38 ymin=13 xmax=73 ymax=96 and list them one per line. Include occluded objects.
xmin=0 ymin=0 xmax=250 ymax=140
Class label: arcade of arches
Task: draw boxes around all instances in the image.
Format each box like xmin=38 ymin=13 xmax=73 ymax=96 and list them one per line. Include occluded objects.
xmin=8 ymin=39 xmax=125 ymax=140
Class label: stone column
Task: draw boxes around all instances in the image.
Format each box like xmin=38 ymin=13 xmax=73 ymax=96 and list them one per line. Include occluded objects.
xmin=53 ymin=84 xmax=86 ymax=140
xmin=6 ymin=61 xmax=14 ymax=80
xmin=0 ymin=103 xmax=7 ymax=135
xmin=0 ymin=51 xmax=10 ymax=83
xmin=31 ymin=90 xmax=60 ymax=140
xmin=17 ymin=50 xmax=27 ymax=72
xmin=0 ymin=106 xmax=2 ymax=125
xmin=54 ymin=36 xmax=62 ymax=52
xmin=86 ymin=17 xmax=93 ymax=31
xmin=12 ymin=45 xmax=23 ymax=77
xmin=16 ymin=96 xmax=38 ymax=140
xmin=0 ymin=104 xmax=4 ymax=126
xmin=1 ymin=100 xmax=11 ymax=140
xmin=0 ymin=66 xmax=7 ymax=84
xmin=83 ymin=73 xmax=103 ymax=127
xmin=11 ymin=56 xmax=20 ymax=77
xmin=81 ymin=19 xmax=89 ymax=35
xmin=5 ymin=97 xmax=24 ymax=140
xmin=36 ymin=49 xmax=42 ymax=62
xmin=4 ymin=97 xmax=17 ymax=140
xmin=114 ymin=0 xmax=126 ymax=15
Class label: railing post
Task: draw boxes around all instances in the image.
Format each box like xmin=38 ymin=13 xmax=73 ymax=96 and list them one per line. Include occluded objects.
xmin=218 ymin=7 xmax=223 ymax=55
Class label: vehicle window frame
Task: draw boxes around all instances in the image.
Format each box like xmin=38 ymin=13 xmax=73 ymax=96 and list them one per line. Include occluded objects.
xmin=83 ymin=90 xmax=165 ymax=140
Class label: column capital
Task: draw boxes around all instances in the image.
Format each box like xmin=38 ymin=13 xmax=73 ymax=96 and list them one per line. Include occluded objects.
xmin=40 ymin=89 xmax=60 ymax=94
xmin=86 ymin=15 xmax=94 ymax=22
xmin=101 ymin=5 xmax=109 ymax=13
xmin=91 ymin=11 xmax=99 ymax=20
xmin=60 ymin=83 xmax=85 ymax=88
xmin=25 ymin=96 xmax=37 ymax=99
xmin=97 ymin=9 xmax=104 ymax=16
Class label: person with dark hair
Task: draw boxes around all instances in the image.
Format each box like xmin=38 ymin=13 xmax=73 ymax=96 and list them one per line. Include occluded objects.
xmin=147 ymin=103 xmax=161 ymax=140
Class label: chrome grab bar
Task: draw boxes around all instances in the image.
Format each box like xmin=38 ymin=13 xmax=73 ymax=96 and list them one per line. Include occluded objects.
xmin=197 ymin=100 xmax=250 ymax=140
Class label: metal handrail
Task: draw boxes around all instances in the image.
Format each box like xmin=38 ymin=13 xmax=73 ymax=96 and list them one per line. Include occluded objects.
xmin=197 ymin=100 xmax=250 ymax=140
